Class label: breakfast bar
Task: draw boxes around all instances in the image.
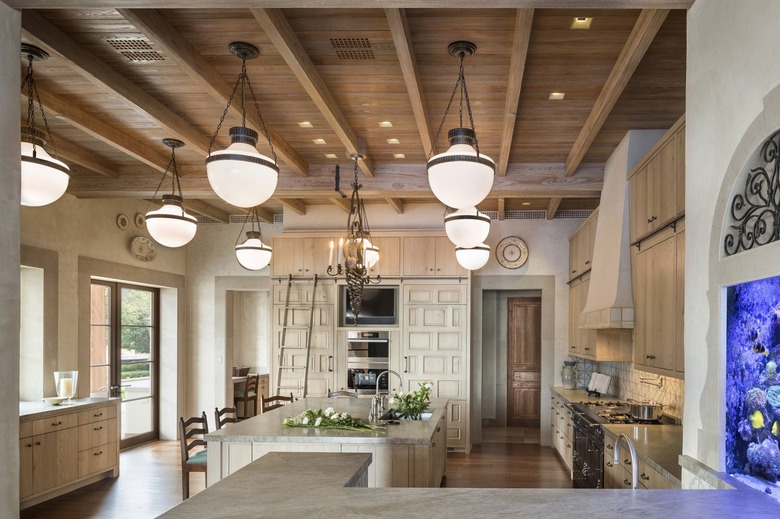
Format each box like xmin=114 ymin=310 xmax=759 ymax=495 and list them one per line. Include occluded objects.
xmin=205 ymin=397 xmax=448 ymax=488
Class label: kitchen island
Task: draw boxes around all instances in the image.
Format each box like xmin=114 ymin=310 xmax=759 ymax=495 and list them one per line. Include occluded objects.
xmin=205 ymin=397 xmax=447 ymax=488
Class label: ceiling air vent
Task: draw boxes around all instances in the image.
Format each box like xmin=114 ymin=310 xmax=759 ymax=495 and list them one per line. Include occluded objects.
xmin=330 ymin=37 xmax=374 ymax=60
xmin=105 ymin=38 xmax=164 ymax=62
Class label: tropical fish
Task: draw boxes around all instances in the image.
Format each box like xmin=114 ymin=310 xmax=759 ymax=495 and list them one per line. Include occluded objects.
xmin=773 ymin=421 xmax=778 ymax=437
xmin=750 ymin=410 xmax=765 ymax=429
xmin=753 ymin=342 xmax=769 ymax=356
xmin=748 ymin=329 xmax=760 ymax=342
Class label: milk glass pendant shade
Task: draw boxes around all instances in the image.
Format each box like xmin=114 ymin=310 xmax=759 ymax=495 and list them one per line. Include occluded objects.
xmin=235 ymin=230 xmax=272 ymax=270
xmin=427 ymin=41 xmax=494 ymax=210
xmin=444 ymin=206 xmax=491 ymax=247
xmin=206 ymin=42 xmax=279 ymax=208
xmin=145 ymin=139 xmax=197 ymax=248
xmin=363 ymin=238 xmax=380 ymax=269
xmin=146 ymin=195 xmax=197 ymax=248
xmin=455 ymin=243 xmax=490 ymax=270
xmin=20 ymin=45 xmax=70 ymax=207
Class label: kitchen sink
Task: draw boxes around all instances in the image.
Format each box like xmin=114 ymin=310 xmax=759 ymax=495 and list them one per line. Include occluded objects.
xmin=378 ymin=408 xmax=433 ymax=421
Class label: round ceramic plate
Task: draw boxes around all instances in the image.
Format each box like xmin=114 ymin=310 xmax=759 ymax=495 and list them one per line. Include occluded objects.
xmin=496 ymin=236 xmax=529 ymax=269
xmin=130 ymin=236 xmax=157 ymax=262
xmin=135 ymin=213 xmax=146 ymax=229
xmin=116 ymin=213 xmax=129 ymax=231
xmin=43 ymin=396 xmax=67 ymax=406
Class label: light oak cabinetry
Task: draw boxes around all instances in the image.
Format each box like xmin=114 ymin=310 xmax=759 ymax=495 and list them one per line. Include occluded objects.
xmin=568 ymin=273 xmax=597 ymax=357
xmin=20 ymin=400 xmax=119 ymax=509
xmin=550 ymin=395 xmax=573 ymax=472
xmin=272 ymin=237 xmax=332 ymax=277
xmin=629 ymin=116 xmax=685 ymax=379
xmin=569 ymin=209 xmax=598 ymax=280
xmin=603 ymin=430 xmax=680 ymax=490
xmin=402 ymin=237 xmax=467 ymax=277
xmin=368 ymin=236 xmax=400 ymax=277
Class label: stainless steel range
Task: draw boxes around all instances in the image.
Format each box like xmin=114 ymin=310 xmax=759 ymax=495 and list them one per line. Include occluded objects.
xmin=567 ymin=401 xmax=662 ymax=488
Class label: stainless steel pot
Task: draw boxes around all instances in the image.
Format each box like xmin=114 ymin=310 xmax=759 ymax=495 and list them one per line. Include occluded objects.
xmin=628 ymin=400 xmax=663 ymax=421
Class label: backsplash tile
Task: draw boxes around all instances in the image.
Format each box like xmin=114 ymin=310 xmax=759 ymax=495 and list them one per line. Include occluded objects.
xmin=566 ymin=357 xmax=684 ymax=420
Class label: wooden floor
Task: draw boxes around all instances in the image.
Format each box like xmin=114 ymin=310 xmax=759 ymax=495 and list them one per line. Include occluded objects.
xmin=21 ymin=428 xmax=570 ymax=518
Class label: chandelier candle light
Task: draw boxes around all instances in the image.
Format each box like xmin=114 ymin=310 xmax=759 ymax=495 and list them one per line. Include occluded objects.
xmin=206 ymin=42 xmax=278 ymax=208
xmin=20 ymin=44 xmax=70 ymax=207
xmin=327 ymin=154 xmax=381 ymax=321
xmin=235 ymin=206 xmax=272 ymax=271
xmin=145 ymin=139 xmax=197 ymax=248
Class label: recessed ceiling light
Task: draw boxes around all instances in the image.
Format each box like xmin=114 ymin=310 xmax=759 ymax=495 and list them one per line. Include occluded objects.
xmin=393 ymin=153 xmax=406 ymax=159
xmin=386 ymin=138 xmax=400 ymax=144
xmin=298 ymin=121 xmax=313 ymax=128
xmin=571 ymin=17 xmax=593 ymax=29
xmin=324 ymin=153 xmax=338 ymax=159
xmin=522 ymin=202 xmax=531 ymax=206
xmin=313 ymin=138 xmax=327 ymax=145
xmin=378 ymin=121 xmax=393 ymax=128
xmin=549 ymin=92 xmax=566 ymax=100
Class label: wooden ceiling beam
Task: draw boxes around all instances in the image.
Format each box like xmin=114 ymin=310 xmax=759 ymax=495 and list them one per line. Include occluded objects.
xmin=25 ymin=86 xmax=170 ymax=173
xmin=385 ymin=197 xmax=404 ymax=214
xmin=7 ymin=2 xmax=698 ymax=9
xmin=546 ymin=197 xmax=562 ymax=220
xmin=251 ymin=8 xmax=374 ymax=178
xmin=497 ymin=198 xmax=506 ymax=221
xmin=497 ymin=9 xmax=534 ymax=177
xmin=117 ymin=8 xmax=309 ymax=178
xmin=330 ymin=198 xmax=351 ymax=214
xmin=385 ymin=8 xmax=431 ymax=156
xmin=564 ymin=9 xmax=670 ymax=177
xmin=182 ymin=199 xmax=230 ymax=223
xmin=41 ymin=132 xmax=120 ymax=178
xmin=276 ymin=198 xmax=307 ymax=216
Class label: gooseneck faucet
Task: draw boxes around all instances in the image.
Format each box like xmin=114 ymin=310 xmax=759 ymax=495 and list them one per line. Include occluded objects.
xmin=614 ymin=433 xmax=638 ymax=489
xmin=369 ymin=370 xmax=403 ymax=424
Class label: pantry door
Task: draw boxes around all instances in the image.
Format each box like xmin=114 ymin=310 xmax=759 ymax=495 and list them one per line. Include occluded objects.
xmin=507 ymin=297 xmax=542 ymax=427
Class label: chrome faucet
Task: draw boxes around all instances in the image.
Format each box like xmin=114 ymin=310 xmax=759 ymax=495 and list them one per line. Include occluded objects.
xmin=369 ymin=370 xmax=403 ymax=424
xmin=614 ymin=433 xmax=638 ymax=489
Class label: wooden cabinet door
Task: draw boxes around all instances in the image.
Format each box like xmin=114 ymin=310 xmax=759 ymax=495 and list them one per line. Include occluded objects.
xmin=271 ymin=239 xmax=294 ymax=277
xmin=676 ymin=128 xmax=686 ymax=216
xmin=19 ymin=437 xmax=33 ymax=499
xmin=651 ymin=235 xmax=677 ymax=372
xmin=402 ymin=237 xmax=436 ymax=275
xmin=568 ymin=278 xmax=580 ymax=354
xmin=577 ymin=277 xmax=597 ymax=358
xmin=32 ymin=433 xmax=58 ymax=494
xmin=658 ymin=140 xmax=678 ymax=225
xmin=633 ymin=165 xmax=651 ymax=239
xmin=633 ymin=247 xmax=649 ymax=367
xmin=434 ymin=237 xmax=466 ymax=276
xmin=369 ymin=237 xmax=400 ymax=276
xmin=569 ymin=236 xmax=580 ymax=279
xmin=583 ymin=215 xmax=597 ymax=273
xmin=675 ymin=227 xmax=685 ymax=374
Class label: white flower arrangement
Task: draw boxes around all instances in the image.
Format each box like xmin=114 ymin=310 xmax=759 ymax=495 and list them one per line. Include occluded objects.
xmin=282 ymin=407 xmax=380 ymax=431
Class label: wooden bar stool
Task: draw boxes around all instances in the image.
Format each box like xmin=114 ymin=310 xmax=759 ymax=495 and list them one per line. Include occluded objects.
xmin=234 ymin=374 xmax=259 ymax=419
xmin=178 ymin=412 xmax=208 ymax=500
xmin=261 ymin=393 xmax=294 ymax=413
xmin=214 ymin=406 xmax=237 ymax=429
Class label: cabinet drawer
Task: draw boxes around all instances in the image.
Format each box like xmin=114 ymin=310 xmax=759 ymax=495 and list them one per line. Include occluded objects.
xmin=78 ymin=441 xmax=117 ymax=479
xmin=78 ymin=418 xmax=117 ymax=450
xmin=20 ymin=421 xmax=33 ymax=439
xmin=78 ymin=404 xmax=117 ymax=425
xmin=637 ymin=459 xmax=679 ymax=489
xmin=32 ymin=412 xmax=78 ymax=435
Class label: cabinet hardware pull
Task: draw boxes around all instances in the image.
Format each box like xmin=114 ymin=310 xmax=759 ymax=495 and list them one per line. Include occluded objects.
xmin=624 ymin=459 xmax=632 ymax=465
xmin=624 ymin=479 xmax=631 ymax=486
xmin=566 ymin=444 xmax=571 ymax=448
xmin=432 ymin=443 xmax=436 ymax=447
xmin=607 ymin=444 xmax=613 ymax=449
xmin=640 ymin=473 xmax=650 ymax=480
xmin=26 ymin=443 xmax=32 ymax=448
xmin=585 ymin=260 xmax=590 ymax=265
xmin=559 ymin=436 xmax=564 ymax=440
xmin=584 ymin=347 xmax=590 ymax=351
xmin=35 ymin=441 xmax=41 ymax=446
xmin=94 ymin=426 xmax=103 ymax=431
xmin=52 ymin=421 xmax=62 ymax=426
xmin=328 ymin=355 xmax=333 ymax=372
xmin=94 ymin=450 xmax=103 ymax=456
xmin=606 ymin=461 xmax=613 ymax=467
xmin=572 ymin=270 xmax=577 ymax=274
xmin=437 ymin=427 xmax=441 ymax=432
xmin=404 ymin=356 xmax=409 ymax=373
xmin=94 ymin=412 xmax=103 ymax=417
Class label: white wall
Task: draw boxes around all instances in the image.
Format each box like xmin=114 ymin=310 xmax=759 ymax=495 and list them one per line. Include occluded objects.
xmin=685 ymin=0 xmax=780 ymax=476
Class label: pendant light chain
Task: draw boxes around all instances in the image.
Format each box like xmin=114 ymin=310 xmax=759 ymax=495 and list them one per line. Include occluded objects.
xmin=207 ymin=70 xmax=243 ymax=155
xmin=428 ymin=51 xmax=479 ymax=159
xmin=234 ymin=206 xmax=263 ymax=246
xmin=23 ymin=54 xmax=60 ymax=160
xmin=244 ymin=70 xmax=277 ymax=164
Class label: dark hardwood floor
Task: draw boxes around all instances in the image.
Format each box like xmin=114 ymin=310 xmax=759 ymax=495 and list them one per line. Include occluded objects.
xmin=21 ymin=428 xmax=570 ymax=518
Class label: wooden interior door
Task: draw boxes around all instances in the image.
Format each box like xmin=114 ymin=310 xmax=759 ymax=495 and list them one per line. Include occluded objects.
xmin=507 ymin=297 xmax=542 ymax=427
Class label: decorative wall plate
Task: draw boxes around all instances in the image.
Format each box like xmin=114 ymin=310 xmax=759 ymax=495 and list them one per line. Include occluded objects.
xmin=130 ymin=236 xmax=156 ymax=262
xmin=496 ymin=236 xmax=529 ymax=269
xmin=116 ymin=214 xmax=129 ymax=231
xmin=134 ymin=213 xmax=146 ymax=229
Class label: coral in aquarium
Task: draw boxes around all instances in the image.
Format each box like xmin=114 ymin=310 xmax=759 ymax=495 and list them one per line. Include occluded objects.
xmin=726 ymin=276 xmax=780 ymax=493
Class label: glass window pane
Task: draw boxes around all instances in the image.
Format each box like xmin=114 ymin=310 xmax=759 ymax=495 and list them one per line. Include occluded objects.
xmin=121 ymin=288 xmax=152 ymax=326
xmin=121 ymin=326 xmax=152 ymax=361
xmin=121 ymin=398 xmax=153 ymax=441
xmin=121 ymin=362 xmax=152 ymax=399
xmin=90 ymin=325 xmax=111 ymax=366
xmin=90 ymin=284 xmax=111 ymax=325
xmin=90 ymin=366 xmax=111 ymax=398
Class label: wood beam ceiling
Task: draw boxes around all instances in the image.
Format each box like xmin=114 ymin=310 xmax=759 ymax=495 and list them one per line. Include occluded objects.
xmin=6 ymin=2 xmax=698 ymax=9
xmin=46 ymin=133 xmax=120 ymax=178
xmin=497 ymin=9 xmax=534 ymax=177
xmin=117 ymin=8 xmax=309 ymax=178
xmin=330 ymin=198 xmax=351 ymax=214
xmin=385 ymin=197 xmax=404 ymax=214
xmin=564 ymin=9 xmax=670 ymax=177
xmin=546 ymin=197 xmax=562 ymax=220
xmin=497 ymin=198 xmax=506 ymax=221
xmin=251 ymin=8 xmax=375 ymax=178
xmin=385 ymin=8 xmax=431 ymax=156
xmin=277 ymin=198 xmax=307 ymax=215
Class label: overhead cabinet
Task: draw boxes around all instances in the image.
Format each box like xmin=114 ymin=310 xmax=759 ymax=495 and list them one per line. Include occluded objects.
xmin=402 ymin=237 xmax=468 ymax=277
xmin=569 ymin=209 xmax=598 ymax=281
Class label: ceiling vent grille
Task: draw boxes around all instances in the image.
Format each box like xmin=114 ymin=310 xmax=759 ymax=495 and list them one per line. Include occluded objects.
xmin=505 ymin=210 xmax=547 ymax=220
xmin=228 ymin=213 xmax=280 ymax=224
xmin=555 ymin=209 xmax=594 ymax=219
xmin=106 ymin=38 xmax=164 ymax=62
xmin=120 ymin=51 xmax=165 ymax=62
xmin=330 ymin=37 xmax=374 ymax=60
xmin=194 ymin=215 xmax=221 ymax=224
xmin=481 ymin=209 xmax=593 ymax=221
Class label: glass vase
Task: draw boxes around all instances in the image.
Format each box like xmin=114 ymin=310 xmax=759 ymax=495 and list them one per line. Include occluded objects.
xmin=54 ymin=371 xmax=78 ymax=403
xmin=561 ymin=361 xmax=577 ymax=390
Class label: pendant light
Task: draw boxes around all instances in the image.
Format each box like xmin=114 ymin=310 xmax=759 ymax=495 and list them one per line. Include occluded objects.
xmin=455 ymin=243 xmax=491 ymax=271
xmin=145 ymin=139 xmax=197 ymax=248
xmin=445 ymin=206 xmax=491 ymax=248
xmin=235 ymin=207 xmax=272 ymax=271
xmin=20 ymin=44 xmax=70 ymax=207
xmin=206 ymin=42 xmax=278 ymax=208
xmin=427 ymin=41 xmax=495 ymax=210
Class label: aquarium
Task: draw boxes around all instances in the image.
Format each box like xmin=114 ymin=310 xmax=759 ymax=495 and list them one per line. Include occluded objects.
xmin=726 ymin=276 xmax=780 ymax=501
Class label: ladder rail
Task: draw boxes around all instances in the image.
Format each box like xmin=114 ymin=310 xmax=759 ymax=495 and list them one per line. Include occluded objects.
xmin=275 ymin=274 xmax=317 ymax=398
xmin=301 ymin=274 xmax=318 ymax=397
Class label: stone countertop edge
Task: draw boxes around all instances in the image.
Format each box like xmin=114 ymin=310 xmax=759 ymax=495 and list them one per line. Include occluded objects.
xmin=551 ymin=386 xmax=619 ymax=402
xmin=158 ymin=453 xmax=779 ymax=519
xmin=205 ymin=397 xmax=447 ymax=445
xmin=20 ymin=397 xmax=119 ymax=420
xmin=602 ymin=423 xmax=682 ymax=484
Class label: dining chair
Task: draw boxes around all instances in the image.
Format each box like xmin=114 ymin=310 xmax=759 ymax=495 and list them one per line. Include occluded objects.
xmin=327 ymin=389 xmax=358 ymax=398
xmin=261 ymin=392 xmax=294 ymax=414
xmin=214 ymin=406 xmax=237 ymax=429
xmin=234 ymin=374 xmax=259 ymax=420
xmin=179 ymin=412 xmax=208 ymax=500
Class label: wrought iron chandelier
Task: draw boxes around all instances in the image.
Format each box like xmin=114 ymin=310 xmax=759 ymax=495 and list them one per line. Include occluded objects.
xmin=327 ymin=154 xmax=381 ymax=321
xmin=206 ymin=42 xmax=278 ymax=208
xmin=235 ymin=206 xmax=273 ymax=271
xmin=145 ymin=139 xmax=197 ymax=248
xmin=20 ymin=44 xmax=70 ymax=207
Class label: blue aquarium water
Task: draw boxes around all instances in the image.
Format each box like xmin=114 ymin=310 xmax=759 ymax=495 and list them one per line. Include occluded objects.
xmin=726 ymin=277 xmax=780 ymax=501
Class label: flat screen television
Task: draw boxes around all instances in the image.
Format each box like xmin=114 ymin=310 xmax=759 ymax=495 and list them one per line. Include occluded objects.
xmin=342 ymin=285 xmax=398 ymax=326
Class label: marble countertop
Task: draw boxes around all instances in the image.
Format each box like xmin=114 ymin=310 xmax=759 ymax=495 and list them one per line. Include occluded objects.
xmin=159 ymin=451 xmax=777 ymax=519
xmin=551 ymin=386 xmax=618 ymax=402
xmin=205 ymin=397 xmax=446 ymax=445
xmin=603 ymin=423 xmax=683 ymax=482
xmin=20 ymin=397 xmax=119 ymax=420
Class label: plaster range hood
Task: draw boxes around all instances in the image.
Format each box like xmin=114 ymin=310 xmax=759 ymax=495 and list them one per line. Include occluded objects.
xmin=580 ymin=130 xmax=665 ymax=330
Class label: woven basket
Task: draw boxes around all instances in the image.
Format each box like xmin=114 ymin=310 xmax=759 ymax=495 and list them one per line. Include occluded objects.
xmin=232 ymin=366 xmax=250 ymax=377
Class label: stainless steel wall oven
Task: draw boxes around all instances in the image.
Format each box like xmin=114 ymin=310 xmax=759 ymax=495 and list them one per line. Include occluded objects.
xmin=346 ymin=331 xmax=389 ymax=394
